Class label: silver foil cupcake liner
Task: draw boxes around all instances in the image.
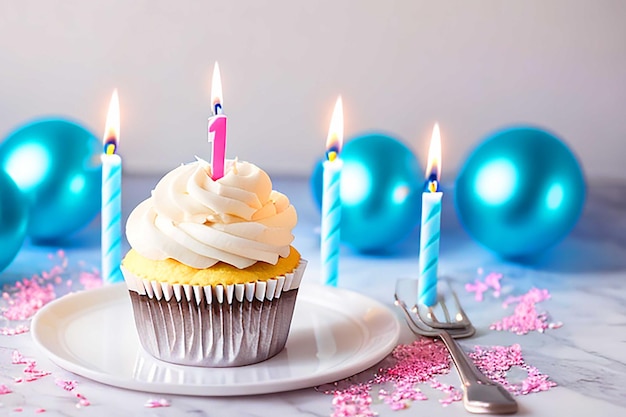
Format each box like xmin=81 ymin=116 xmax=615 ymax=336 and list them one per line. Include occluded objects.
xmin=121 ymin=259 xmax=307 ymax=367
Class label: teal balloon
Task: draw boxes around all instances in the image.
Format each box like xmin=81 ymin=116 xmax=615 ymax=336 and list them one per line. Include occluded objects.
xmin=0 ymin=118 xmax=102 ymax=242
xmin=311 ymin=133 xmax=423 ymax=252
xmin=454 ymin=126 xmax=586 ymax=258
xmin=0 ymin=169 xmax=29 ymax=272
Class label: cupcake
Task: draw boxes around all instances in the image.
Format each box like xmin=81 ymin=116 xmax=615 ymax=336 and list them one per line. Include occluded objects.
xmin=121 ymin=158 xmax=307 ymax=367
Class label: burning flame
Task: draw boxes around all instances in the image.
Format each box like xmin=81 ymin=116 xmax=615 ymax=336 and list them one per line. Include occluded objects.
xmin=211 ymin=62 xmax=223 ymax=115
xmin=325 ymin=96 xmax=343 ymax=162
xmin=103 ymin=89 xmax=120 ymax=155
xmin=425 ymin=122 xmax=442 ymax=192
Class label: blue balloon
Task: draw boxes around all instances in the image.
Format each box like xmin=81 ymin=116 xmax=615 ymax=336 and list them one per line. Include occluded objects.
xmin=0 ymin=169 xmax=28 ymax=272
xmin=454 ymin=126 xmax=586 ymax=258
xmin=0 ymin=118 xmax=102 ymax=242
xmin=311 ymin=133 xmax=423 ymax=252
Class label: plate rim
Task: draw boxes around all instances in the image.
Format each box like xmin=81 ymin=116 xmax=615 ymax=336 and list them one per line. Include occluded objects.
xmin=31 ymin=282 xmax=401 ymax=396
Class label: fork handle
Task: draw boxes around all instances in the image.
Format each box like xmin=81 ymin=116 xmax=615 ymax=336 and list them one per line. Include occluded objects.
xmin=438 ymin=330 xmax=490 ymax=385
xmin=438 ymin=331 xmax=518 ymax=414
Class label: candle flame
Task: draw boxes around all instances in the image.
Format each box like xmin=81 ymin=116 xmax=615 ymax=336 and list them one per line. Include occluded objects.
xmin=425 ymin=122 xmax=442 ymax=192
xmin=103 ymin=89 xmax=120 ymax=155
xmin=211 ymin=62 xmax=223 ymax=115
xmin=325 ymin=96 xmax=343 ymax=162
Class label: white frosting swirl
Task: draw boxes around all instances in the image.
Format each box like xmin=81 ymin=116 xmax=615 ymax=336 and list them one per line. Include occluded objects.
xmin=126 ymin=159 xmax=297 ymax=269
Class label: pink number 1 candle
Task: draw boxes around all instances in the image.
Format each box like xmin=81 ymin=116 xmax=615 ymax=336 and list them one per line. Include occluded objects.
xmin=208 ymin=62 xmax=227 ymax=180
xmin=101 ymin=89 xmax=123 ymax=284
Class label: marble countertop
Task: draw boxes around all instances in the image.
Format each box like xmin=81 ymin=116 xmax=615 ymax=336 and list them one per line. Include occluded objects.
xmin=1 ymin=175 xmax=625 ymax=416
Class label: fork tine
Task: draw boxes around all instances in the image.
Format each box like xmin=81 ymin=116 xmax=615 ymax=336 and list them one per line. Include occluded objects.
xmin=438 ymin=295 xmax=453 ymax=322
xmin=427 ymin=293 xmax=453 ymax=325
xmin=416 ymin=278 xmax=474 ymax=331
xmin=395 ymin=279 xmax=475 ymax=338
xmin=449 ymin=280 xmax=472 ymax=324
xmin=394 ymin=287 xmax=438 ymax=337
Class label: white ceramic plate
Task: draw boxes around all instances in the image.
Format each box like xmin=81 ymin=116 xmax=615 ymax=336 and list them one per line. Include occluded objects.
xmin=31 ymin=282 xmax=400 ymax=396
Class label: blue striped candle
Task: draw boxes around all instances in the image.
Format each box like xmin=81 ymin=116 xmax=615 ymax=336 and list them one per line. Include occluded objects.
xmin=101 ymin=89 xmax=123 ymax=284
xmin=321 ymin=96 xmax=343 ymax=287
xmin=418 ymin=123 xmax=443 ymax=306
xmin=418 ymin=189 xmax=442 ymax=306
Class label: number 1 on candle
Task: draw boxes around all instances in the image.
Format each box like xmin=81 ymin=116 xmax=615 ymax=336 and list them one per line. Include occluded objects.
xmin=208 ymin=115 xmax=227 ymax=180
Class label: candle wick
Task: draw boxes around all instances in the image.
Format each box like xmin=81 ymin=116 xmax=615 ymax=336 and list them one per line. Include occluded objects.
xmin=326 ymin=146 xmax=340 ymax=162
xmin=427 ymin=179 xmax=439 ymax=193
xmin=104 ymin=142 xmax=117 ymax=155
xmin=213 ymin=103 xmax=223 ymax=116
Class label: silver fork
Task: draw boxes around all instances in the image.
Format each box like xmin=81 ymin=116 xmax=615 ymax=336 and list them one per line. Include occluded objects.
xmin=395 ymin=278 xmax=518 ymax=414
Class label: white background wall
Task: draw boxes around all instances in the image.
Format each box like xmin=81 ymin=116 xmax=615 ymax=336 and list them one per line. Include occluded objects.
xmin=1 ymin=0 xmax=624 ymax=179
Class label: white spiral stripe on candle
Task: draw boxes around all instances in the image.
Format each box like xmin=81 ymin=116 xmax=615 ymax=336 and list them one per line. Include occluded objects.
xmin=102 ymin=158 xmax=123 ymax=283
xmin=418 ymin=193 xmax=442 ymax=306
xmin=103 ymin=187 xmax=121 ymax=255
xmin=321 ymin=162 xmax=341 ymax=286
xmin=420 ymin=230 xmax=440 ymax=278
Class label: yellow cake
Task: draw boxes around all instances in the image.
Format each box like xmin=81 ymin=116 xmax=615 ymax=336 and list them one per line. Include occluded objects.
xmin=121 ymin=158 xmax=307 ymax=367
xmin=122 ymin=246 xmax=301 ymax=286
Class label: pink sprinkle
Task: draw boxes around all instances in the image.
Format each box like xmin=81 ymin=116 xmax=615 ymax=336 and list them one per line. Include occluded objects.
xmin=323 ymin=338 xmax=457 ymax=416
xmin=35 ymin=408 xmax=46 ymax=413
xmin=11 ymin=350 xmax=51 ymax=382
xmin=55 ymin=379 xmax=78 ymax=392
xmin=470 ymin=344 xmax=557 ymax=395
xmin=379 ymin=384 xmax=426 ymax=410
xmin=491 ymin=288 xmax=560 ymax=335
xmin=331 ymin=385 xmax=375 ymax=416
xmin=484 ymin=272 xmax=503 ymax=297
xmin=320 ymin=338 xmax=556 ymax=415
xmin=13 ymin=407 xmax=23 ymax=412
xmin=0 ymin=384 xmax=12 ymax=394
xmin=430 ymin=380 xmax=463 ymax=406
xmin=502 ymin=287 xmax=550 ymax=308
xmin=465 ymin=279 xmax=489 ymax=301
xmin=0 ymin=325 xmax=30 ymax=336
xmin=1 ymin=252 xmax=102 ymax=329
xmin=79 ymin=270 xmax=102 ymax=290
xmin=24 ymin=361 xmax=38 ymax=373
xmin=76 ymin=392 xmax=91 ymax=407
xmin=54 ymin=379 xmax=90 ymax=407
xmin=12 ymin=350 xmax=28 ymax=365
xmin=465 ymin=272 xmax=503 ymax=301
xmin=23 ymin=372 xmax=52 ymax=382
xmin=2 ymin=277 xmax=56 ymax=321
xmin=145 ymin=398 xmax=171 ymax=408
